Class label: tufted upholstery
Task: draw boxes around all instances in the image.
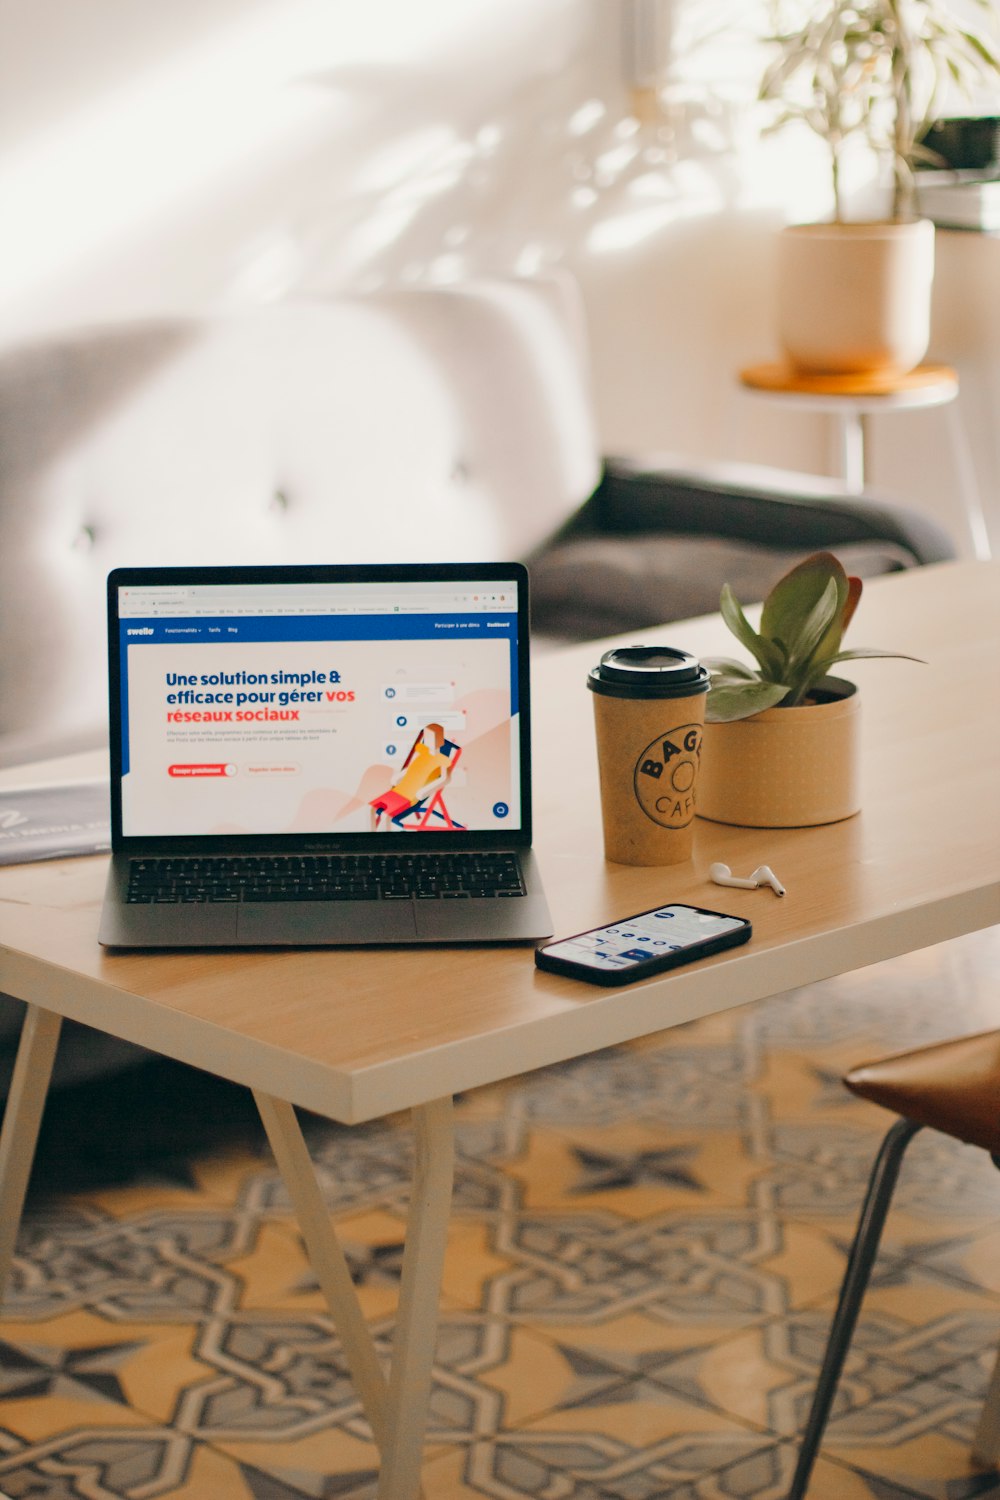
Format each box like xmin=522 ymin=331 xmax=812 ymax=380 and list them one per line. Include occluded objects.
xmin=0 ymin=272 xmax=955 ymax=777
xmin=0 ymin=277 xmax=599 ymax=764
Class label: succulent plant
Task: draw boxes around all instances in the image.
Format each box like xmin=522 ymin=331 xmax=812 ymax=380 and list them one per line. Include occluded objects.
xmin=704 ymin=551 xmax=923 ymax=722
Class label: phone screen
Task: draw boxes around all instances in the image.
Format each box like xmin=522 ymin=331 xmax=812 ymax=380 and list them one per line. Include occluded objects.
xmin=539 ymin=904 xmax=748 ymax=977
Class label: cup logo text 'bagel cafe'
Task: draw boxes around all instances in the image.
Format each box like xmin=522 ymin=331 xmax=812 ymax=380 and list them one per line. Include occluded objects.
xmin=633 ymin=724 xmax=702 ymax=828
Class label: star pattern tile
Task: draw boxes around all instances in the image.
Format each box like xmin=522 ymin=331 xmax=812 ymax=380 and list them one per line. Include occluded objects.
xmin=0 ymin=928 xmax=997 ymax=1498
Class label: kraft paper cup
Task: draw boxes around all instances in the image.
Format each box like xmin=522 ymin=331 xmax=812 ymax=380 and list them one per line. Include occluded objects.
xmin=588 ymin=647 xmax=710 ymax=866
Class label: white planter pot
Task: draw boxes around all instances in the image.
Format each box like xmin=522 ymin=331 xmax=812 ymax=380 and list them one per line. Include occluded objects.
xmin=777 ymin=220 xmax=935 ymax=378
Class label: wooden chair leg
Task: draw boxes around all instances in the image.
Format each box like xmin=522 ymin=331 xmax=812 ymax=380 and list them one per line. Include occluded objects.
xmin=972 ymin=1155 xmax=1000 ymax=1468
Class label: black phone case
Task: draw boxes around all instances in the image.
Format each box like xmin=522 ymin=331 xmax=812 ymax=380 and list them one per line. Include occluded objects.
xmin=534 ymin=907 xmax=751 ymax=987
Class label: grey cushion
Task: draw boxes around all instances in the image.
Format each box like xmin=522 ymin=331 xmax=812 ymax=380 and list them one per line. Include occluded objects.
xmin=530 ymin=533 xmax=915 ymax=640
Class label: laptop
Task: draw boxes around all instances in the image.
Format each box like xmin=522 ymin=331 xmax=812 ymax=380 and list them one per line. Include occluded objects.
xmin=99 ymin=563 xmax=553 ymax=948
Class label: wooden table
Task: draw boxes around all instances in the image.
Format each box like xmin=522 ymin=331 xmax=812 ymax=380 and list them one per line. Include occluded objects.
xmin=1 ymin=561 xmax=998 ymax=1497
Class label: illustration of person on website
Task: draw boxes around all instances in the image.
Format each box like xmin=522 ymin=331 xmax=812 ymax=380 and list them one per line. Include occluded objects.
xmin=369 ymin=722 xmax=460 ymax=831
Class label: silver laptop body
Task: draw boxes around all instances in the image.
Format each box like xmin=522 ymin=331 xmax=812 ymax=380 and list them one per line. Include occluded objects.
xmin=99 ymin=563 xmax=552 ymax=948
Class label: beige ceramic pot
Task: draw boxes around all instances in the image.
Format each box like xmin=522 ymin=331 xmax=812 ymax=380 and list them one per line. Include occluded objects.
xmin=698 ymin=677 xmax=860 ymax=828
xmin=777 ymin=220 xmax=935 ymax=377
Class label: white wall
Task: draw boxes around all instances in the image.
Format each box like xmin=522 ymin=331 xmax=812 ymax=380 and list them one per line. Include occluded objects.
xmin=2 ymin=0 xmax=997 ymax=554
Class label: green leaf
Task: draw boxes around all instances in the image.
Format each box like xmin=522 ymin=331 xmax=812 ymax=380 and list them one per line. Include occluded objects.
xmin=780 ymin=577 xmax=843 ymax=701
xmin=705 ymin=656 xmax=787 ymax=716
xmin=821 ymin=646 xmax=928 ymax=668
xmin=762 ymin=559 xmax=847 ymax=694
xmin=959 ymin=30 xmax=1000 ymax=69
xmin=760 ymin=551 xmax=848 ymax=657
xmin=705 ymin=676 xmax=789 ymax=724
xmin=719 ymin=584 xmax=761 ymax=653
xmin=703 ymin=655 xmax=759 ymax=681
xmin=718 ymin=586 xmax=785 ymax=680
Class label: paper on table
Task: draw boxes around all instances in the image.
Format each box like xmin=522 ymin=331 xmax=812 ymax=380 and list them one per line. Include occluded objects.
xmin=0 ymin=779 xmax=111 ymax=866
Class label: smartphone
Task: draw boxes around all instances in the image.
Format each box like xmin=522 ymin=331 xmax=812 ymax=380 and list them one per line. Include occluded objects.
xmin=534 ymin=903 xmax=751 ymax=987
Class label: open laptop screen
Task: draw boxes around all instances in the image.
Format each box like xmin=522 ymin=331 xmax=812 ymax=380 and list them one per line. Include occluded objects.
xmin=109 ymin=566 xmax=529 ymax=845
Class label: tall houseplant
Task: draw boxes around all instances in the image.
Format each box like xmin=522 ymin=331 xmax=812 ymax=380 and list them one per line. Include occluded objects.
xmin=761 ymin=0 xmax=1000 ymax=224
xmin=698 ymin=552 xmax=923 ymax=827
xmin=759 ymin=0 xmax=1000 ymax=376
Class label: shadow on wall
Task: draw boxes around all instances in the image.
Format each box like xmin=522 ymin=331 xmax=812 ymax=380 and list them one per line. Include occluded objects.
xmin=2 ymin=0 xmax=775 ymax=413
xmin=283 ymin=14 xmax=780 ymax=458
xmin=288 ymin=23 xmax=765 ymax=299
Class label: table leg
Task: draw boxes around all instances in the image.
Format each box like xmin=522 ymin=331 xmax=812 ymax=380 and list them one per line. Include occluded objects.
xmin=943 ymin=403 xmax=993 ymax=562
xmin=253 ymin=1091 xmax=455 ymax=1500
xmin=833 ymin=408 xmax=866 ymax=493
xmin=377 ymin=1096 xmax=454 ymax=1500
xmin=253 ymin=1091 xmax=390 ymax=1445
xmin=973 ymin=1343 xmax=1000 ymax=1468
xmin=0 ymin=1005 xmax=62 ymax=1304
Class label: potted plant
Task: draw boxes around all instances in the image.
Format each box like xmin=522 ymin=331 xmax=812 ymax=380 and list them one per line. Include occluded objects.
xmin=758 ymin=0 xmax=1000 ymax=377
xmin=697 ymin=552 xmax=922 ymax=826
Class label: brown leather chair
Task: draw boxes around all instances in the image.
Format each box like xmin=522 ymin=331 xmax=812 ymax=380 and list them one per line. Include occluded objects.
xmin=789 ymin=1030 xmax=1000 ymax=1498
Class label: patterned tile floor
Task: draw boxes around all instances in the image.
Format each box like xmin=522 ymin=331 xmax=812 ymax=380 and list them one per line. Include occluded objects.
xmin=1 ymin=926 xmax=998 ymax=1499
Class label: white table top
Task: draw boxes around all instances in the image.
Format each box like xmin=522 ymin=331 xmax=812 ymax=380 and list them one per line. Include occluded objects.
xmin=1 ymin=561 xmax=997 ymax=1124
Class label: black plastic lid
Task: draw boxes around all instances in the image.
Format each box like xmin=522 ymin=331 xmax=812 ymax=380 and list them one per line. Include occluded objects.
xmin=588 ymin=646 xmax=710 ymax=700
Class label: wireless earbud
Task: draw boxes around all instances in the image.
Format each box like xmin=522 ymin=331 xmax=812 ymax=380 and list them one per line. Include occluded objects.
xmin=709 ymin=862 xmax=756 ymax=889
xmin=709 ymin=862 xmax=786 ymax=897
xmin=750 ymin=865 xmax=786 ymax=896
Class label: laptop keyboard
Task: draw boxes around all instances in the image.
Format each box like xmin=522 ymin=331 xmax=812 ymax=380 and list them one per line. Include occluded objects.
xmin=126 ymin=852 xmax=526 ymax=904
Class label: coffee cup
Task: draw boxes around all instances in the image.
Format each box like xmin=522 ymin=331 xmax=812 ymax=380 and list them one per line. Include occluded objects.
xmin=588 ymin=646 xmax=710 ymax=865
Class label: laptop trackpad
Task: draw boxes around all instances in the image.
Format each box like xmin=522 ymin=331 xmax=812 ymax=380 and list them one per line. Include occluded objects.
xmin=237 ymin=901 xmax=417 ymax=945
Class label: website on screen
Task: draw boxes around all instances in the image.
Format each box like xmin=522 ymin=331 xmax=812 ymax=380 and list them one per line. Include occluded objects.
xmin=117 ymin=581 xmax=522 ymax=838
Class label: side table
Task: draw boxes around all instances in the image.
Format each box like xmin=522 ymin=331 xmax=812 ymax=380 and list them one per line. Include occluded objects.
xmin=738 ymin=361 xmax=992 ymax=561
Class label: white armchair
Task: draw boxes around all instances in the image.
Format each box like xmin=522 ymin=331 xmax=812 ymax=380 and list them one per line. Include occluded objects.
xmin=0 ymin=276 xmax=599 ymax=766
xmin=0 ymin=272 xmax=953 ymax=770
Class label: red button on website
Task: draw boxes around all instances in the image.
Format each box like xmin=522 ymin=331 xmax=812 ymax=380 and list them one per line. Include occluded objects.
xmin=168 ymin=764 xmax=237 ymax=777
